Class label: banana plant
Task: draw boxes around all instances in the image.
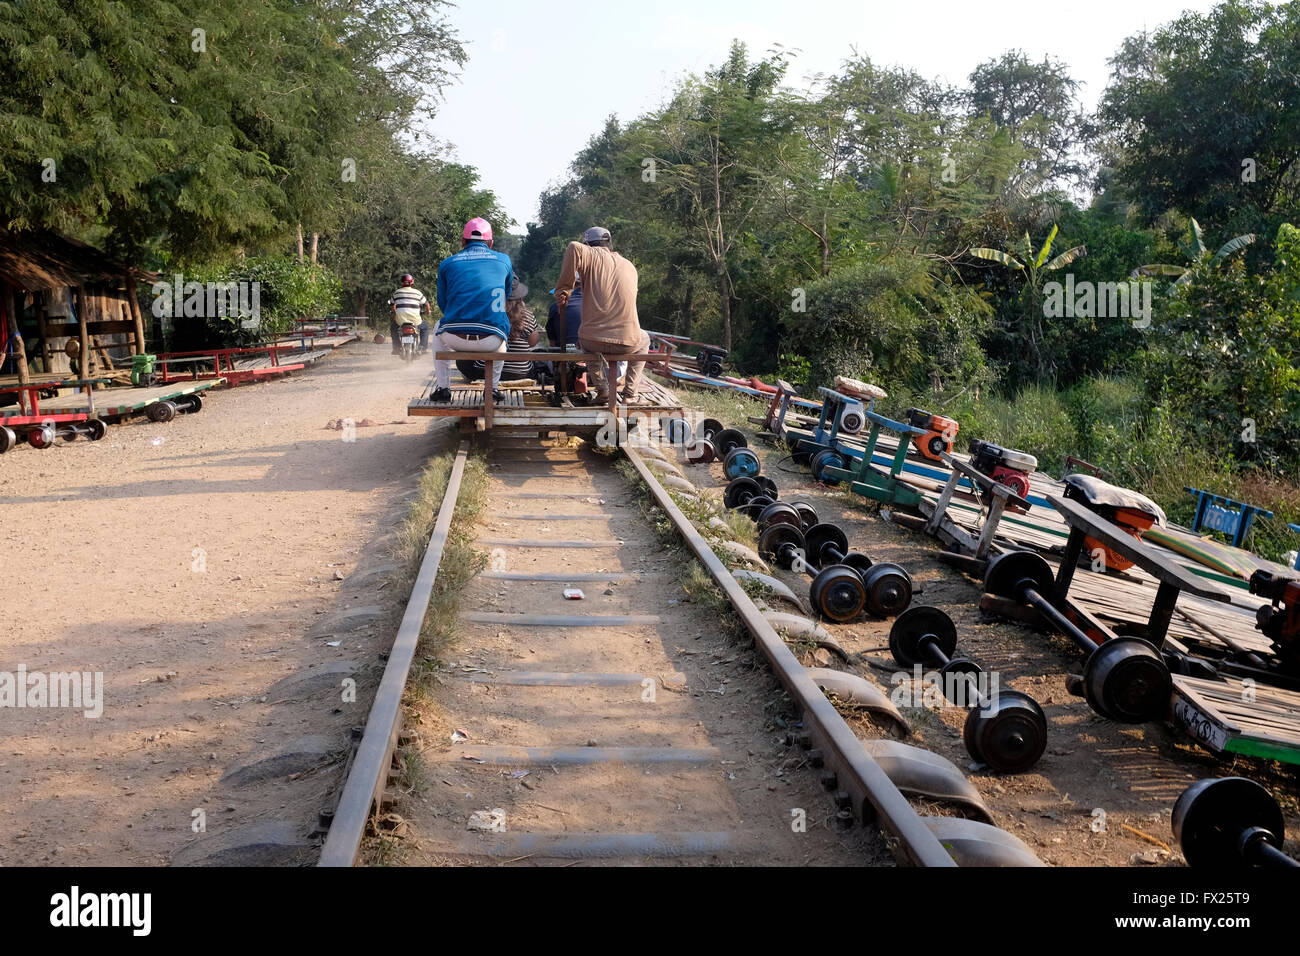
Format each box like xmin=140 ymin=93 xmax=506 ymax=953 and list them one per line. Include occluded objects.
xmin=1132 ymin=218 xmax=1255 ymax=290
xmin=969 ymin=224 xmax=1088 ymax=295
xmin=967 ymin=224 xmax=1087 ymax=380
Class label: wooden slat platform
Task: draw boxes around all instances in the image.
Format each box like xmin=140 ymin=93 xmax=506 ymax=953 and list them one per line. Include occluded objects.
xmin=272 ymin=333 xmax=358 ymax=351
xmin=4 ymin=379 xmax=223 ymax=418
xmin=408 ymin=374 xmax=684 ymax=429
xmin=1172 ymin=674 xmax=1300 ymax=763
xmin=409 ymin=387 xmax=526 ymax=417
xmin=779 ymin=408 xmax=1285 ymax=663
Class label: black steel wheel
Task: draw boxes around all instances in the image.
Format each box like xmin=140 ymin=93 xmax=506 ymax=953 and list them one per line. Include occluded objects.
xmin=723 ymin=477 xmax=762 ymax=511
xmin=889 ymin=605 xmax=957 ymax=668
xmin=810 ymin=566 xmax=867 ymax=623
xmin=1173 ymin=777 xmax=1287 ymax=869
xmin=712 ymin=428 xmax=748 ymax=456
xmin=862 ymin=563 xmax=913 ymax=618
xmin=758 ymin=523 xmax=805 ymax=569
xmin=1083 ymin=636 xmax=1171 ymax=723
xmin=964 ymin=690 xmax=1048 ymax=774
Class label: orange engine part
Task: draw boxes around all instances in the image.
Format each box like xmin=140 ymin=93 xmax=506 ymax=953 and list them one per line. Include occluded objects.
xmin=1084 ymin=507 xmax=1157 ymax=573
xmin=916 ymin=415 xmax=960 ymax=462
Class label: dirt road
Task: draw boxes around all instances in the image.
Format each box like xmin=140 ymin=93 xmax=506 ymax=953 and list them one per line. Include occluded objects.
xmin=0 ymin=342 xmax=449 ymax=865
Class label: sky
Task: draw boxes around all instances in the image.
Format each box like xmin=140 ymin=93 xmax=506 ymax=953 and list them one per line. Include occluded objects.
xmin=420 ymin=0 xmax=1226 ymax=230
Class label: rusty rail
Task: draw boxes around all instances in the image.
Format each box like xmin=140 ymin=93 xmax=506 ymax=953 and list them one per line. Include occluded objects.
xmin=318 ymin=441 xmax=470 ymax=866
xmin=623 ymin=445 xmax=957 ymax=867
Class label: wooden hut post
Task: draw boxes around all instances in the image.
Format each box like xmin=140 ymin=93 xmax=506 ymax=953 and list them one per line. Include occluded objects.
xmin=74 ymin=285 xmax=90 ymax=378
xmin=126 ymin=274 xmax=147 ymax=355
xmin=73 ymin=283 xmax=96 ymax=414
xmin=6 ymin=284 xmax=31 ymax=413
xmin=36 ymin=302 xmax=52 ymax=374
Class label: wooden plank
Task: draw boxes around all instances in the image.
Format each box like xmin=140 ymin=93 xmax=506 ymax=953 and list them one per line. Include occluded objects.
xmin=73 ymin=284 xmax=94 ymax=415
xmin=126 ymin=275 xmax=146 ymax=355
xmin=83 ymin=319 xmax=138 ymax=335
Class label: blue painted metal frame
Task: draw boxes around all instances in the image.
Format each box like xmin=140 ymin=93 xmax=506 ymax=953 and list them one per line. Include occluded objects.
xmin=1185 ymin=486 xmax=1273 ymax=549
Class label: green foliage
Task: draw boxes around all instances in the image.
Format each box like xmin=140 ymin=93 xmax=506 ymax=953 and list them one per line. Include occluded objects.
xmin=1140 ymin=222 xmax=1300 ymax=463
xmin=791 ymin=257 xmax=990 ymax=393
xmin=0 ymin=0 xmax=471 ymax=266
xmin=1099 ymin=0 xmax=1300 ymax=240
xmin=966 ymin=50 xmax=1097 ymax=190
xmin=185 ymin=256 xmax=342 ymax=346
xmin=967 ymin=223 xmax=1087 ymax=382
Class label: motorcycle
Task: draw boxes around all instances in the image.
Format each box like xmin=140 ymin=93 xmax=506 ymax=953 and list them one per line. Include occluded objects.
xmin=398 ymin=319 xmax=419 ymax=362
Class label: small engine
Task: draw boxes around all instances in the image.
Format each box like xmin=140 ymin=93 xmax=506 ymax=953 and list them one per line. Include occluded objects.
xmin=906 ymin=408 xmax=960 ymax=462
xmin=968 ymin=439 xmax=1037 ymax=499
xmin=1249 ymin=570 xmax=1300 ymax=676
xmin=695 ymin=346 xmax=727 ymax=379
xmin=1062 ymin=474 xmax=1162 ymax=572
xmin=837 ymin=401 xmax=866 ymax=435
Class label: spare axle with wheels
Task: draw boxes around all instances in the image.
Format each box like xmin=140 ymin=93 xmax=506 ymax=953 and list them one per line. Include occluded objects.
xmin=983 ymin=550 xmax=1171 ymax=723
xmin=759 ymin=521 xmax=912 ymax=621
xmin=889 ymin=606 xmax=1047 ymax=773
xmin=1173 ymin=777 xmax=1299 ymax=868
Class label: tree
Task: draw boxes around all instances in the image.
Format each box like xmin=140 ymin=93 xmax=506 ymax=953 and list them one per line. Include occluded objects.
xmin=0 ymin=0 xmax=467 ymax=264
xmin=1134 ymin=218 xmax=1256 ymax=289
xmin=966 ymin=50 xmax=1095 ymax=191
xmin=969 ymin=225 xmax=1087 ymax=380
xmin=1099 ymin=0 xmax=1300 ymax=239
xmin=639 ymin=42 xmax=792 ymax=351
xmin=1141 ymin=222 xmax=1300 ymax=460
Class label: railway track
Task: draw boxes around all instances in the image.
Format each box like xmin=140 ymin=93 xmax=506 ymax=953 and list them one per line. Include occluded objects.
xmin=319 ymin=425 xmax=1044 ymax=867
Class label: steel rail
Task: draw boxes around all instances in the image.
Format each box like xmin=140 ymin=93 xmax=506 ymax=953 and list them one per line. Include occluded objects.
xmin=623 ymin=445 xmax=957 ymax=867
xmin=318 ymin=441 xmax=470 ymax=866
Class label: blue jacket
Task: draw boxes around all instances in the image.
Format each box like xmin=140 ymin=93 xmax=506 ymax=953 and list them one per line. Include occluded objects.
xmin=436 ymin=241 xmax=514 ymax=339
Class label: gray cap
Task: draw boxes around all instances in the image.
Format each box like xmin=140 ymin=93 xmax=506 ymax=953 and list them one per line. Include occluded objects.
xmin=582 ymin=226 xmax=612 ymax=245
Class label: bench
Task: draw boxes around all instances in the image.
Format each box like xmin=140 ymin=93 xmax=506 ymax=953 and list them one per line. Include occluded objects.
xmin=1184 ymin=486 xmax=1273 ymax=548
xmin=427 ymin=350 xmax=678 ymax=432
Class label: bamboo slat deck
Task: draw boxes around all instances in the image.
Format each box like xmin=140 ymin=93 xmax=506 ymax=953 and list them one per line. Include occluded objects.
xmin=407 ymin=373 xmax=684 ymax=430
xmin=271 ymin=332 xmax=359 ymax=351
xmin=1 ymin=379 xmax=222 ymax=418
xmin=750 ymin=384 xmax=1300 ymax=760
xmin=230 ymin=349 xmax=327 ymax=371
xmin=1171 ymin=675 xmax=1300 ymax=762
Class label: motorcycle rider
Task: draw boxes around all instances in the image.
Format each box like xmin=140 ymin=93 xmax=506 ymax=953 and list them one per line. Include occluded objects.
xmin=388 ymin=274 xmax=431 ymax=355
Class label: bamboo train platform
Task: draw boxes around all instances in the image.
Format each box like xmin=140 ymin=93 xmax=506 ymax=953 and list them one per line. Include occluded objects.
xmin=409 ymin=350 xmax=685 ymax=436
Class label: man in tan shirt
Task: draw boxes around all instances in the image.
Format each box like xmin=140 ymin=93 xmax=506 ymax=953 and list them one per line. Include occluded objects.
xmin=553 ymin=226 xmax=651 ymax=403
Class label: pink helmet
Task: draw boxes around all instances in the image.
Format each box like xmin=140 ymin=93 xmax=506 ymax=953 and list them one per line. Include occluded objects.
xmin=463 ymin=217 xmax=493 ymax=245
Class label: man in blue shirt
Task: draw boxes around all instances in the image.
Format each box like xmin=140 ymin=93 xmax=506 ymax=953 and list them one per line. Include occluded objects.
xmin=431 ymin=217 xmax=514 ymax=403
xmin=546 ymin=274 xmax=583 ymax=347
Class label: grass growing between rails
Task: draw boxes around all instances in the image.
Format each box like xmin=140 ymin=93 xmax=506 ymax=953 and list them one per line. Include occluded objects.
xmin=387 ymin=444 xmax=490 ymax=703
